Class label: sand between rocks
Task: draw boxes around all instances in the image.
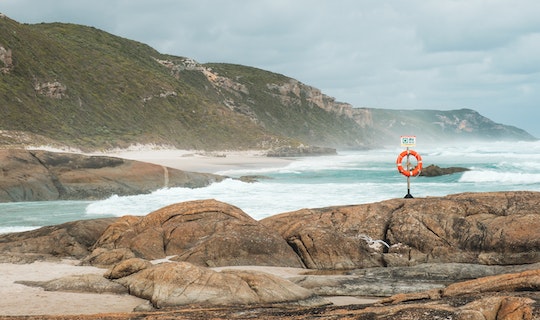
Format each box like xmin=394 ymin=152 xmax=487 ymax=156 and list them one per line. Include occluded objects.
xmin=0 ymin=260 xmax=380 ymax=316
xmin=0 ymin=259 xmax=145 ymax=316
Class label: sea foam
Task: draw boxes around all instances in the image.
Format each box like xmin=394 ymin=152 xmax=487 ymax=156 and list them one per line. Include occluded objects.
xmin=3 ymin=140 xmax=540 ymax=232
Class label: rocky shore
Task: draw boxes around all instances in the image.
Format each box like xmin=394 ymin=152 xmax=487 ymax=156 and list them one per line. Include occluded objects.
xmin=0 ymin=191 xmax=539 ymax=319
xmin=0 ymin=149 xmax=224 ymax=202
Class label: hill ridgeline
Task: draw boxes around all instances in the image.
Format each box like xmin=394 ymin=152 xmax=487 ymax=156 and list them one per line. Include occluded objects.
xmin=0 ymin=14 xmax=535 ymax=152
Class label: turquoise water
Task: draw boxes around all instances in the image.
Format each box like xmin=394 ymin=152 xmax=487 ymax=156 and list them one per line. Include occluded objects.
xmin=2 ymin=140 xmax=540 ymax=233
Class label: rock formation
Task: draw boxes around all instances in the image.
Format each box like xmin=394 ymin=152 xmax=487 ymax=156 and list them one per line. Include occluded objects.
xmin=0 ymin=44 xmax=12 ymax=74
xmin=0 ymin=192 xmax=539 ymax=318
xmin=0 ymin=218 xmax=116 ymax=262
xmin=0 ymin=149 xmax=224 ymax=201
xmin=261 ymin=191 xmax=540 ymax=269
xmin=34 ymin=81 xmax=68 ymax=99
xmin=419 ymin=164 xmax=470 ymax=177
xmin=2 ymin=191 xmax=539 ymax=270
xmin=90 ymin=199 xmax=304 ymax=267
xmin=13 ymin=265 xmax=540 ymax=319
xmin=111 ymin=261 xmax=328 ymax=308
xmin=16 ymin=274 xmax=128 ymax=294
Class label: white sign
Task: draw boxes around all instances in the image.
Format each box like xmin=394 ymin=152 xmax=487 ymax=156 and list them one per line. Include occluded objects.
xmin=400 ymin=135 xmax=416 ymax=147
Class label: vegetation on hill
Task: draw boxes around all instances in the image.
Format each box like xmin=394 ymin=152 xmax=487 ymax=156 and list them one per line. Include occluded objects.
xmin=0 ymin=15 xmax=535 ymax=151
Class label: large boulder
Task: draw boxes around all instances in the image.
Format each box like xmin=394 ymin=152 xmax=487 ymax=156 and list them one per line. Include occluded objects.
xmin=113 ymin=261 xmax=328 ymax=308
xmin=91 ymin=199 xmax=304 ymax=268
xmin=0 ymin=149 xmax=224 ymax=202
xmin=260 ymin=199 xmax=402 ymax=269
xmin=261 ymin=191 xmax=540 ymax=269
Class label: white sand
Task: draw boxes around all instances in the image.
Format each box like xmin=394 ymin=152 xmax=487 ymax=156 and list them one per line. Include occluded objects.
xmin=27 ymin=145 xmax=294 ymax=174
xmin=0 ymin=259 xmax=146 ymax=316
xmin=90 ymin=149 xmax=294 ymax=174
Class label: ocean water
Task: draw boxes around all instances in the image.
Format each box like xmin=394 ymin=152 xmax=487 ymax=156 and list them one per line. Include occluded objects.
xmin=2 ymin=140 xmax=540 ymax=234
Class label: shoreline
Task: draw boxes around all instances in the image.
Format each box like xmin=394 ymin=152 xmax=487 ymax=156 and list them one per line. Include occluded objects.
xmin=23 ymin=145 xmax=296 ymax=174
xmin=0 ymin=148 xmax=310 ymax=316
xmin=88 ymin=148 xmax=295 ymax=174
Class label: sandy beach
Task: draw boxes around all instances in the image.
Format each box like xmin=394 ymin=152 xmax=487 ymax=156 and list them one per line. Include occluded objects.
xmin=90 ymin=148 xmax=294 ymax=174
xmin=0 ymin=259 xmax=146 ymax=316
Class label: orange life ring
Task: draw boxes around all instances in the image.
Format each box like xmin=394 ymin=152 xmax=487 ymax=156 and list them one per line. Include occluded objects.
xmin=396 ymin=149 xmax=423 ymax=177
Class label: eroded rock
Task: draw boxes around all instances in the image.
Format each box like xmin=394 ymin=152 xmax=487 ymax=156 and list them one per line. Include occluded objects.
xmin=16 ymin=274 xmax=127 ymax=294
xmin=380 ymin=269 xmax=539 ymax=319
xmin=104 ymin=257 xmax=153 ymax=280
xmin=91 ymin=199 xmax=304 ymax=268
xmin=0 ymin=218 xmax=117 ymax=259
xmin=0 ymin=149 xmax=224 ymax=202
xmin=114 ymin=261 xmax=328 ymax=308
xmin=261 ymin=191 xmax=540 ymax=269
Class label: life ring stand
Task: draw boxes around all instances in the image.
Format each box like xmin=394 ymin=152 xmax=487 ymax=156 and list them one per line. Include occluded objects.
xmin=396 ymin=149 xmax=423 ymax=177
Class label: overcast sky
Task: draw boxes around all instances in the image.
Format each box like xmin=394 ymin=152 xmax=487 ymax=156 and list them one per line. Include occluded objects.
xmin=2 ymin=0 xmax=540 ymax=137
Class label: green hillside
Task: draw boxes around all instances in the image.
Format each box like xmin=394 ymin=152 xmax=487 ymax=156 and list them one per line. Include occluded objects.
xmin=0 ymin=18 xmax=285 ymax=150
xmin=0 ymin=15 xmax=535 ymax=151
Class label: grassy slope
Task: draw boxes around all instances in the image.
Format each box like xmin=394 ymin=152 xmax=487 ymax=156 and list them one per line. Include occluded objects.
xmin=0 ymin=17 xmax=535 ymax=151
xmin=0 ymin=19 xmax=275 ymax=150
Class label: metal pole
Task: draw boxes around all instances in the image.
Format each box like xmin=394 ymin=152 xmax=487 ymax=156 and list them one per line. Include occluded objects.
xmin=404 ymin=147 xmax=413 ymax=198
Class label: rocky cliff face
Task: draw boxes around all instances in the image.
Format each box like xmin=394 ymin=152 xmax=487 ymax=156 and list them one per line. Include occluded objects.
xmin=0 ymin=44 xmax=12 ymax=73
